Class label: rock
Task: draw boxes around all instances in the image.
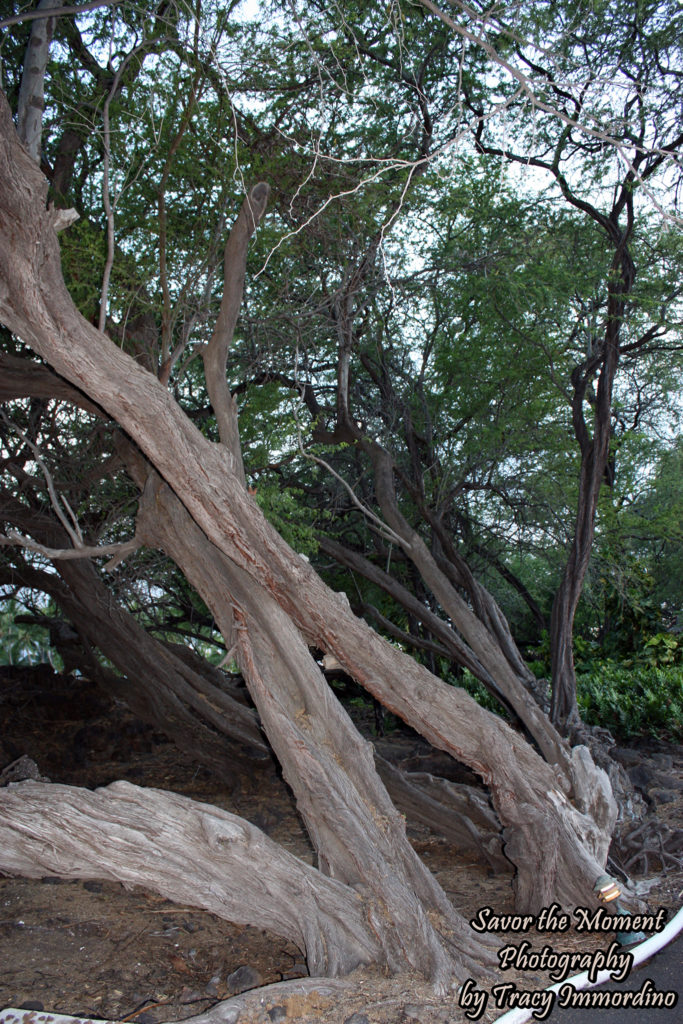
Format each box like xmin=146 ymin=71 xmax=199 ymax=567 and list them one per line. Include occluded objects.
xmin=650 ymin=752 xmax=674 ymax=770
xmin=205 ymin=972 xmax=223 ymax=997
xmin=226 ymin=964 xmax=264 ymax=995
xmin=403 ymin=1005 xmax=426 ymax=1019
xmin=612 ymin=747 xmax=642 ymax=768
xmin=343 ymin=1015 xmax=370 ymax=1024
xmin=267 ymin=1007 xmax=287 ymax=1023
xmin=0 ymin=755 xmax=50 ymax=785
xmin=627 ymin=764 xmax=658 ymax=792
xmin=650 ymin=788 xmax=676 ymax=805
xmin=282 ymin=961 xmax=308 ymax=981
xmin=18 ymin=1001 xmax=44 ymax=1011
xmin=180 ymin=989 xmax=206 ymax=1003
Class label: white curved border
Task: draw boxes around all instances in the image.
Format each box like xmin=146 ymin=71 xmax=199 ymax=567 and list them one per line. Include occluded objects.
xmin=493 ymin=904 xmax=683 ymax=1023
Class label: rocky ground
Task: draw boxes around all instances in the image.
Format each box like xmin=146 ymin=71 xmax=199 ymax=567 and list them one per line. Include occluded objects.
xmin=1 ymin=664 xmax=682 ymax=1024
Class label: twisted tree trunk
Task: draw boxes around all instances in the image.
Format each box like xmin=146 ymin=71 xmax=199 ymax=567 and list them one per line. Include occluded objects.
xmin=550 ymin=235 xmax=635 ymax=731
xmin=0 ymin=780 xmax=381 ymax=977
xmin=0 ymin=494 xmax=269 ymax=776
xmin=0 ymin=85 xmax=615 ymax=961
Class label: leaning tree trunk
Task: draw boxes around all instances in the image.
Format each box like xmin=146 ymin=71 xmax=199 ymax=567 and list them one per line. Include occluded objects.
xmin=361 ymin=437 xmax=575 ymax=773
xmin=126 ymin=452 xmax=499 ymax=988
xmin=550 ymin=235 xmax=634 ymax=731
xmin=125 ymin=440 xmax=616 ymax=914
xmin=0 ymin=88 xmax=615 ymax=914
xmin=0 ymin=780 xmax=383 ymax=977
xmin=1 ymin=350 xmax=513 ymax=872
xmin=0 ymin=493 xmax=270 ymax=775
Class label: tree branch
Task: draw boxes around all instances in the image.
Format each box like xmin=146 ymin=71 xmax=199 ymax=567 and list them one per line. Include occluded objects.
xmin=0 ymin=1 xmax=120 ymax=30
xmin=202 ymin=182 xmax=270 ymax=484
xmin=0 ymin=528 xmax=141 ymax=570
xmin=0 ymin=779 xmax=381 ymax=976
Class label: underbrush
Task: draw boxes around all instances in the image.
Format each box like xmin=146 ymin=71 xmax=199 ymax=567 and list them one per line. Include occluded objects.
xmin=577 ymin=662 xmax=683 ymax=743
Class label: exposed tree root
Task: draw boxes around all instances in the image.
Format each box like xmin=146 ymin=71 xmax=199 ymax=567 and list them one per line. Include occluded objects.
xmin=611 ymin=816 xmax=683 ymax=877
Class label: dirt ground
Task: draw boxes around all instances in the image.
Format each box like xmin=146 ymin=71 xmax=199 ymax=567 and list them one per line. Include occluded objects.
xmin=1 ymin=665 xmax=682 ymax=1024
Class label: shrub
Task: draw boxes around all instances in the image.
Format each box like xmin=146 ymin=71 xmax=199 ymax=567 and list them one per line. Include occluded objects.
xmin=576 ymin=662 xmax=683 ymax=742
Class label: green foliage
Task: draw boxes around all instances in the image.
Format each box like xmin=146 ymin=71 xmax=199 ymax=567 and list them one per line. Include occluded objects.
xmin=0 ymin=602 xmax=58 ymax=668
xmin=577 ymin=662 xmax=683 ymax=742
xmin=636 ymin=633 xmax=682 ymax=669
xmin=529 ymin=624 xmax=683 ymax=741
xmin=252 ymin=482 xmax=319 ymax=557
xmin=2 ymin=0 xmax=682 ymax=736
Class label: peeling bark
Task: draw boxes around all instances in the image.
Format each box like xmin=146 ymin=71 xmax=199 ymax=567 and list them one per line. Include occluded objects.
xmin=0 ymin=87 xmax=615 ymax=917
xmin=0 ymin=780 xmax=381 ymax=977
xmin=128 ymin=457 xmax=499 ymax=988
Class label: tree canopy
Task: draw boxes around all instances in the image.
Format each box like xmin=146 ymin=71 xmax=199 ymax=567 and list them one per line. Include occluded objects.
xmin=0 ymin=0 xmax=682 ymax=996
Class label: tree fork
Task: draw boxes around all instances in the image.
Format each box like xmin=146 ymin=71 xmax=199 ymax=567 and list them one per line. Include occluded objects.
xmin=0 ymin=780 xmax=381 ymax=978
xmin=128 ymin=456 xmax=499 ymax=987
xmin=0 ymin=89 xmax=615 ymax=913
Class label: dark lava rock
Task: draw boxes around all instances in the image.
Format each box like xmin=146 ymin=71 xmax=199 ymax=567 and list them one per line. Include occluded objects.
xmin=267 ymin=1007 xmax=287 ymax=1023
xmin=226 ymin=964 xmax=264 ymax=995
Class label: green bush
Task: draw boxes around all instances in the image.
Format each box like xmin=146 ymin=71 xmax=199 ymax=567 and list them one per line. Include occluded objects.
xmin=0 ymin=604 xmax=58 ymax=668
xmin=576 ymin=662 xmax=683 ymax=742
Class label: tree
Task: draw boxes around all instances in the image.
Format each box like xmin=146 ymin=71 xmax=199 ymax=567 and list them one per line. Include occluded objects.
xmin=0 ymin=0 xmax=679 ymax=996
xmin=431 ymin=0 xmax=683 ymax=728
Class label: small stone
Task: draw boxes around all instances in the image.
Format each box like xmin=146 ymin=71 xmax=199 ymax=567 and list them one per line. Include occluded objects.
xmin=226 ymin=964 xmax=264 ymax=995
xmin=343 ymin=1015 xmax=370 ymax=1024
xmin=650 ymin=753 xmax=673 ymax=770
xmin=403 ymin=1005 xmax=425 ymax=1020
xmin=205 ymin=972 xmax=223 ymax=997
xmin=650 ymin=788 xmax=676 ymax=804
xmin=612 ymin=747 xmax=641 ymax=768
xmin=282 ymin=961 xmax=308 ymax=980
xmin=179 ymin=988 xmax=204 ymax=1003
xmin=267 ymin=1007 xmax=287 ymax=1023
xmin=18 ymin=1002 xmax=44 ymax=1012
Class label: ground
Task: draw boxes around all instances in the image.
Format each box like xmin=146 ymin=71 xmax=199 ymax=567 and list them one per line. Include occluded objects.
xmin=1 ymin=665 xmax=682 ymax=1024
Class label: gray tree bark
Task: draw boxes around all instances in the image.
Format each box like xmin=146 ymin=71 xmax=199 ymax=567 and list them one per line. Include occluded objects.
xmin=0 ymin=86 xmax=615 ymax=928
xmin=0 ymin=779 xmax=381 ymax=977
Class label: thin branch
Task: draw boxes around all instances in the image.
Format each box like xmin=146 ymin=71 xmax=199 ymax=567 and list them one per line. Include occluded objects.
xmin=0 ymin=0 xmax=120 ymax=30
xmin=100 ymin=38 xmax=154 ymax=333
xmin=418 ymin=0 xmax=683 ymax=225
xmin=0 ymin=409 xmax=82 ymax=546
xmin=0 ymin=530 xmax=141 ymax=570
xmin=293 ymin=406 xmax=401 ymax=546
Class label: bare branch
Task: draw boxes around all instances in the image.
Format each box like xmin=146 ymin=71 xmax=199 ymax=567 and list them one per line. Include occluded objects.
xmin=100 ymin=39 xmax=158 ymax=333
xmin=0 ymin=409 xmax=138 ymax=569
xmin=202 ymin=182 xmax=270 ymax=483
xmin=0 ymin=408 xmax=82 ymax=545
xmin=0 ymin=528 xmax=141 ymax=570
xmin=292 ymin=393 xmax=402 ymax=546
xmin=0 ymin=0 xmax=120 ymax=30
xmin=417 ymin=0 xmax=683 ymax=224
